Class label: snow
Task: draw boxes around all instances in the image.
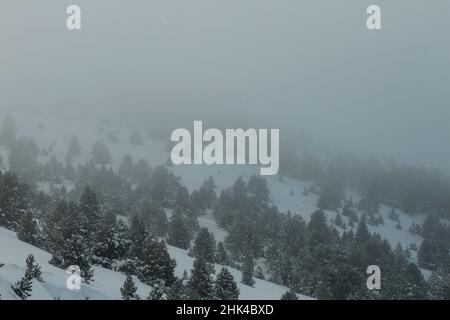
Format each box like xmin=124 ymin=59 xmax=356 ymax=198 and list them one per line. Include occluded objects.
xmin=0 ymin=227 xmax=309 ymax=300
xmin=0 ymin=110 xmax=434 ymax=299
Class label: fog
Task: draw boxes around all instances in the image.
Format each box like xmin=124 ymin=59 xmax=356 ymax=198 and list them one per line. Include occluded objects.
xmin=1 ymin=0 xmax=449 ymax=170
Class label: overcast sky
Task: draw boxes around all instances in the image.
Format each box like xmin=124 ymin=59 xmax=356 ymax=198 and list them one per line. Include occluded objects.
xmin=1 ymin=0 xmax=449 ymax=170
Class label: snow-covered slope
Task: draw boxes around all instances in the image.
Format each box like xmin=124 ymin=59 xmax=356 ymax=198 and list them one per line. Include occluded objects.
xmin=0 ymin=226 xmax=310 ymax=300
xmin=0 ymin=110 xmax=432 ymax=298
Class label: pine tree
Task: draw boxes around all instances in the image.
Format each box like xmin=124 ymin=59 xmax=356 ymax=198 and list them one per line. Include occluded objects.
xmin=280 ymin=290 xmax=298 ymax=300
xmin=0 ymin=171 xmax=31 ymax=230
xmin=241 ymin=255 xmax=255 ymax=287
xmin=79 ymin=186 xmax=101 ymax=241
xmin=215 ymin=242 xmax=229 ymax=265
xmin=11 ymin=256 xmax=34 ymax=300
xmin=190 ymin=227 xmax=216 ymax=263
xmin=148 ymin=280 xmax=165 ymax=300
xmin=25 ymin=254 xmax=42 ymax=282
xmin=187 ymin=258 xmax=215 ymax=300
xmin=92 ymin=211 xmax=130 ymax=268
xmin=167 ymin=208 xmax=192 ymax=250
xmin=166 ymin=276 xmax=188 ymax=300
xmin=140 ymin=199 xmax=168 ymax=237
xmin=355 ymin=217 xmax=370 ymax=243
xmin=120 ymin=274 xmax=140 ymax=300
xmin=214 ymin=267 xmax=239 ymax=300
xmin=129 ymin=215 xmax=149 ymax=260
xmin=17 ymin=211 xmax=40 ymax=246
xmin=138 ymin=238 xmax=176 ymax=287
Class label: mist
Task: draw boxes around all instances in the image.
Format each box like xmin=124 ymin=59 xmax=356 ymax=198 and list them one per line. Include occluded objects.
xmin=1 ymin=0 xmax=449 ymax=170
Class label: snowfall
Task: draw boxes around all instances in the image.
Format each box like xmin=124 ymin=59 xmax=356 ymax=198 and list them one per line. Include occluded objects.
xmin=0 ymin=110 xmax=427 ymax=299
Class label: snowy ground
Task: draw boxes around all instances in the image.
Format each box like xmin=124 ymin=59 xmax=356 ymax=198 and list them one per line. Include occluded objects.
xmin=0 ymin=110 xmax=432 ymax=298
xmin=0 ymin=227 xmax=311 ymax=300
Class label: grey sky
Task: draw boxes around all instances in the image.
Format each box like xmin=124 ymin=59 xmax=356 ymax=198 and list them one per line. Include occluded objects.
xmin=1 ymin=0 xmax=449 ymax=169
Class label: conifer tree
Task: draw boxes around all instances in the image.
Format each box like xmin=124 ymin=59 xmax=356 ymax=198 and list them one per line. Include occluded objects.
xmin=17 ymin=211 xmax=40 ymax=247
xmin=138 ymin=238 xmax=176 ymax=287
xmin=280 ymin=290 xmax=298 ymax=300
xmin=167 ymin=208 xmax=192 ymax=250
xmin=214 ymin=267 xmax=239 ymax=300
xmin=215 ymin=242 xmax=229 ymax=265
xmin=25 ymin=254 xmax=43 ymax=282
xmin=11 ymin=256 xmax=34 ymax=300
xmin=166 ymin=276 xmax=188 ymax=300
xmin=241 ymin=255 xmax=255 ymax=287
xmin=190 ymin=227 xmax=216 ymax=263
xmin=187 ymin=258 xmax=215 ymax=300
xmin=120 ymin=274 xmax=140 ymax=300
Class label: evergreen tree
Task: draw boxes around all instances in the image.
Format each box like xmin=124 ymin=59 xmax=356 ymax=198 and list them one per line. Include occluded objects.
xmin=17 ymin=211 xmax=40 ymax=246
xmin=167 ymin=207 xmax=192 ymax=250
xmin=166 ymin=273 xmax=188 ymax=300
xmin=92 ymin=211 xmax=130 ymax=268
xmin=120 ymin=274 xmax=140 ymax=300
xmin=280 ymin=290 xmax=298 ymax=300
xmin=148 ymin=280 xmax=165 ymax=300
xmin=355 ymin=217 xmax=370 ymax=243
xmin=79 ymin=186 xmax=101 ymax=244
xmin=0 ymin=171 xmax=30 ymax=230
xmin=241 ymin=255 xmax=255 ymax=287
xmin=215 ymin=242 xmax=229 ymax=265
xmin=140 ymin=199 xmax=168 ymax=237
xmin=25 ymin=254 xmax=42 ymax=282
xmin=190 ymin=227 xmax=216 ymax=263
xmin=138 ymin=238 xmax=176 ymax=287
xmin=187 ymin=258 xmax=215 ymax=300
xmin=129 ymin=215 xmax=149 ymax=260
xmin=214 ymin=267 xmax=239 ymax=300
xmin=11 ymin=256 xmax=34 ymax=300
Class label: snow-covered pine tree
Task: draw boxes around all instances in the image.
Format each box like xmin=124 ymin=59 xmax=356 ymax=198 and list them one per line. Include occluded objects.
xmin=165 ymin=275 xmax=188 ymax=300
xmin=79 ymin=186 xmax=101 ymax=243
xmin=241 ymin=254 xmax=255 ymax=287
xmin=215 ymin=242 xmax=229 ymax=265
xmin=92 ymin=211 xmax=130 ymax=268
xmin=129 ymin=214 xmax=149 ymax=260
xmin=190 ymin=227 xmax=216 ymax=263
xmin=17 ymin=210 xmax=40 ymax=247
xmin=167 ymin=207 xmax=192 ymax=250
xmin=214 ymin=267 xmax=239 ymax=300
xmin=11 ymin=256 xmax=34 ymax=300
xmin=140 ymin=199 xmax=168 ymax=237
xmin=148 ymin=280 xmax=165 ymax=300
xmin=138 ymin=237 xmax=176 ymax=287
xmin=280 ymin=290 xmax=298 ymax=300
xmin=120 ymin=274 xmax=140 ymax=300
xmin=187 ymin=258 xmax=215 ymax=300
xmin=25 ymin=254 xmax=43 ymax=282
